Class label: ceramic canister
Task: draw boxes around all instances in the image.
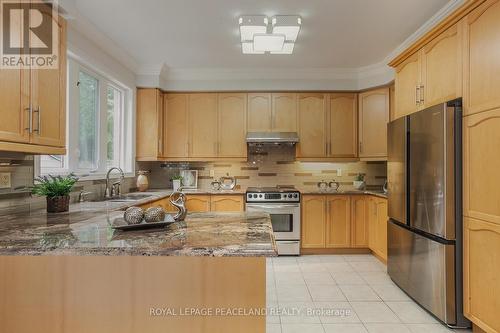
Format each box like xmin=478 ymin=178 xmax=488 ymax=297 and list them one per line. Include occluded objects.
xmin=137 ymin=171 xmax=149 ymax=192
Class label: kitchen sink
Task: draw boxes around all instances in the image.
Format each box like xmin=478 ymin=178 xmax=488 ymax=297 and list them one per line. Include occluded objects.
xmin=102 ymin=193 xmax=154 ymax=202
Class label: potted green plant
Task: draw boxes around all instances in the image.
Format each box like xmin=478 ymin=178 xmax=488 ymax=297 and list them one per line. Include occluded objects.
xmin=171 ymin=175 xmax=183 ymax=191
xmin=353 ymin=173 xmax=366 ymax=190
xmin=32 ymin=173 xmax=79 ymax=213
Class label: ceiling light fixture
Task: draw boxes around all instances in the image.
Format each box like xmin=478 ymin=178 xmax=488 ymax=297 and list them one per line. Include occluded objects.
xmin=270 ymin=42 xmax=295 ymax=55
xmin=238 ymin=14 xmax=301 ymax=55
xmin=241 ymin=41 xmax=265 ymax=55
xmin=239 ymin=16 xmax=268 ymax=42
xmin=272 ymin=15 xmax=301 ymax=42
xmin=253 ymin=34 xmax=285 ymax=52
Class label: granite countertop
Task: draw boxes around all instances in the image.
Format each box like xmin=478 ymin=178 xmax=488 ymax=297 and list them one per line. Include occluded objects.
xmin=298 ymin=189 xmax=388 ymax=199
xmin=0 ymin=190 xmax=277 ymax=257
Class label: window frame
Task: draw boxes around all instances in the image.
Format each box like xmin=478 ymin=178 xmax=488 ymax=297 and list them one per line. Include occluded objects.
xmin=37 ymin=56 xmax=134 ymax=180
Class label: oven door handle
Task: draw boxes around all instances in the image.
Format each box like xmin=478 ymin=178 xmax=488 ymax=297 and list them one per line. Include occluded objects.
xmin=246 ymin=204 xmax=300 ymax=209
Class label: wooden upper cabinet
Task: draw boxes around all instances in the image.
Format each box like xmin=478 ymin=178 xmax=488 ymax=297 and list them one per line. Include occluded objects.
xmin=0 ymin=64 xmax=28 ymax=144
xmin=185 ymin=195 xmax=211 ymax=212
xmin=247 ymin=93 xmax=297 ymax=133
xmin=0 ymin=10 xmax=66 ymax=153
xmin=297 ymin=93 xmax=327 ymax=158
xmin=164 ymin=94 xmax=188 ymax=158
xmin=188 ymin=93 xmax=218 ymax=158
xmin=217 ymin=93 xmax=247 ymax=158
xmin=272 ymin=93 xmax=297 ymax=132
xmin=351 ymin=195 xmax=369 ymax=247
xmin=301 ymin=195 xmax=326 ymax=248
xmin=326 ymin=195 xmax=351 ymax=248
xmin=136 ymin=88 xmax=164 ymax=160
xmin=247 ymin=93 xmax=272 ymax=132
xmin=421 ymin=22 xmax=463 ymax=108
xmin=358 ymin=88 xmax=389 ymax=159
xmin=0 ymin=4 xmax=27 ymax=144
xmin=389 ymin=84 xmax=396 ymax=121
xmin=395 ymin=51 xmax=421 ymax=119
xmin=463 ymin=108 xmax=500 ymax=225
xmin=394 ymin=21 xmax=462 ymax=119
xmin=329 ymin=93 xmax=357 ymax=158
xmin=210 ymin=195 xmax=244 ymax=212
xmin=30 ymin=14 xmax=66 ymax=148
xmin=464 ymin=0 xmax=500 ymax=116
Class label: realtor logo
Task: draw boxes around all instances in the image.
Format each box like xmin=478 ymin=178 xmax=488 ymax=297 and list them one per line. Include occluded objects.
xmin=0 ymin=0 xmax=59 ymax=69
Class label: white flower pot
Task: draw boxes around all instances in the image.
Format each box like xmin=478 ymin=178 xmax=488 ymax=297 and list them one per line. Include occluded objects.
xmin=353 ymin=180 xmax=365 ymax=190
xmin=172 ymin=179 xmax=181 ymax=191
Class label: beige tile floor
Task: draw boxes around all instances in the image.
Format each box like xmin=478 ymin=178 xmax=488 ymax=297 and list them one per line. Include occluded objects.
xmin=266 ymin=254 xmax=472 ymax=333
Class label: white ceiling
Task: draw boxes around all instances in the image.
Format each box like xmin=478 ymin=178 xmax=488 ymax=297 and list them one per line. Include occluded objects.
xmin=64 ymin=0 xmax=459 ymax=90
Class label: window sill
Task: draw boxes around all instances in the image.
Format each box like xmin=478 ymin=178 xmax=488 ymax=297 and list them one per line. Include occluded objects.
xmin=78 ymin=173 xmax=135 ymax=181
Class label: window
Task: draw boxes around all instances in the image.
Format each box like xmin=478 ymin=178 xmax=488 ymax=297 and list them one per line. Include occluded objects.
xmin=39 ymin=58 xmax=132 ymax=178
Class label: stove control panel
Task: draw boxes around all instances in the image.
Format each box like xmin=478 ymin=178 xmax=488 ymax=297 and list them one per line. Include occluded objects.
xmin=246 ymin=191 xmax=300 ymax=203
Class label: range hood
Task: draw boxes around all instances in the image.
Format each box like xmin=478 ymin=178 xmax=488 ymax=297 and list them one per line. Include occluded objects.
xmin=246 ymin=132 xmax=299 ymax=144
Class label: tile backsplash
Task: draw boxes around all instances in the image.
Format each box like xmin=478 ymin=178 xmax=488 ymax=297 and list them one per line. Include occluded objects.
xmin=138 ymin=160 xmax=387 ymax=192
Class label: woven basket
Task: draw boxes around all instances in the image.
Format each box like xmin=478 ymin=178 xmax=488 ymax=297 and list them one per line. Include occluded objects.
xmin=46 ymin=195 xmax=70 ymax=213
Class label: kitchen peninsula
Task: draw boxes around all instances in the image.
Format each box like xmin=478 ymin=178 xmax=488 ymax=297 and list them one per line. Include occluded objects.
xmin=0 ymin=192 xmax=276 ymax=333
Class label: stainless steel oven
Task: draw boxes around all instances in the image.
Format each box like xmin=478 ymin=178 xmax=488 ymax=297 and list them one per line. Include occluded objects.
xmin=245 ymin=187 xmax=301 ymax=255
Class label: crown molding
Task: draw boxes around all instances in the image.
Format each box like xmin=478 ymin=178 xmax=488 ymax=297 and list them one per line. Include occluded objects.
xmin=387 ymin=0 xmax=466 ymax=65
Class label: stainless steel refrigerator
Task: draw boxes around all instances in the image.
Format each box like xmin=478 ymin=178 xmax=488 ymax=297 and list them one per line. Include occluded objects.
xmin=387 ymin=99 xmax=470 ymax=328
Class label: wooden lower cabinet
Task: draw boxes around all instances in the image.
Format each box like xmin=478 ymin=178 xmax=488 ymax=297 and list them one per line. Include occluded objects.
xmin=185 ymin=195 xmax=211 ymax=213
xmin=301 ymin=195 xmax=327 ymax=248
xmin=139 ymin=197 xmax=176 ymax=212
xmin=352 ymin=196 xmax=369 ymax=247
xmin=141 ymin=194 xmax=244 ymax=213
xmin=375 ymin=198 xmax=388 ymax=260
xmin=301 ymin=195 xmax=356 ymax=250
xmin=326 ymin=196 xmax=351 ymax=248
xmin=210 ymin=195 xmax=244 ymax=212
xmin=367 ymin=197 xmax=378 ymax=251
xmin=367 ymin=196 xmax=388 ymax=261
xmin=464 ymin=217 xmax=500 ymax=333
xmin=301 ymin=194 xmax=387 ymax=259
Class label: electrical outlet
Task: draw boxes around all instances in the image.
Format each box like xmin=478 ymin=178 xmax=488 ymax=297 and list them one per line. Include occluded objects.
xmin=337 ymin=168 xmax=342 ymax=177
xmin=210 ymin=169 xmax=215 ymax=178
xmin=0 ymin=173 xmax=11 ymax=189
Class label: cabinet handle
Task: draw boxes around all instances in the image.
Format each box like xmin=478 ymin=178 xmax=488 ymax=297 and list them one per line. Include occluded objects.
xmin=33 ymin=106 xmax=41 ymax=135
xmin=419 ymin=84 xmax=425 ymax=104
xmin=158 ymin=139 xmax=162 ymax=155
xmin=24 ymin=106 xmax=32 ymax=133
xmin=415 ymin=86 xmax=420 ymax=106
xmin=359 ymin=142 xmax=363 ymax=153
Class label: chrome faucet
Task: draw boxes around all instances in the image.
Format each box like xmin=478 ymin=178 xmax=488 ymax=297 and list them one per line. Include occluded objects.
xmin=105 ymin=167 xmax=125 ymax=199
